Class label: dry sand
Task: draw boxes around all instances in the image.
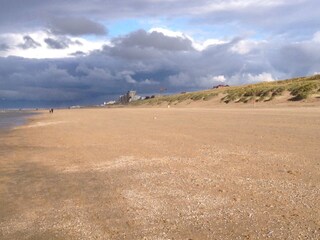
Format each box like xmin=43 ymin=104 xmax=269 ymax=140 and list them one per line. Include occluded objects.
xmin=0 ymin=107 xmax=319 ymax=239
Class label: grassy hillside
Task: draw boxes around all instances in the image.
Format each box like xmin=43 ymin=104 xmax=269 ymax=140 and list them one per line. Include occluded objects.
xmin=131 ymin=75 xmax=320 ymax=106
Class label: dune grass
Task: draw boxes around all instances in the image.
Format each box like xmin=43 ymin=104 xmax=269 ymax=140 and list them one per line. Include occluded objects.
xmin=221 ymin=85 xmax=286 ymax=103
xmin=131 ymin=75 xmax=320 ymax=106
xmin=222 ymin=75 xmax=320 ymax=103
xmin=130 ymin=91 xmax=219 ymax=106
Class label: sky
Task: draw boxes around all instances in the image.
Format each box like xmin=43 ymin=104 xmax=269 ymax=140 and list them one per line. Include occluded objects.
xmin=0 ymin=0 xmax=320 ymax=108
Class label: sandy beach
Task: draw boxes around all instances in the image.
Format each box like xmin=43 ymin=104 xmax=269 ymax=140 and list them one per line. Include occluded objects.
xmin=0 ymin=107 xmax=319 ymax=239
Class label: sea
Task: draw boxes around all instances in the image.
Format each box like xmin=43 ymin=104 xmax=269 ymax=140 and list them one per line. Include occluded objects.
xmin=0 ymin=110 xmax=35 ymax=131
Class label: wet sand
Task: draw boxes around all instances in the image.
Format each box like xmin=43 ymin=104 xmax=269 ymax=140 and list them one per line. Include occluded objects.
xmin=0 ymin=107 xmax=319 ymax=239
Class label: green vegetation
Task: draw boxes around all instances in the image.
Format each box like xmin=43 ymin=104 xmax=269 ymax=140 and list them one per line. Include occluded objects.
xmin=221 ymin=75 xmax=320 ymax=103
xmin=132 ymin=91 xmax=219 ymax=106
xmin=130 ymin=75 xmax=320 ymax=106
xmin=288 ymin=81 xmax=319 ymax=100
xmin=221 ymin=85 xmax=286 ymax=103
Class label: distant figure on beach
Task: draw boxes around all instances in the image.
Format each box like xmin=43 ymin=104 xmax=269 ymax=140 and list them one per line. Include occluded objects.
xmin=49 ymin=108 xmax=54 ymax=113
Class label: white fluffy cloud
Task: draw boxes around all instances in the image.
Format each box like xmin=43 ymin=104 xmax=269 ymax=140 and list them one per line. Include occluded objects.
xmin=0 ymin=31 xmax=106 ymax=59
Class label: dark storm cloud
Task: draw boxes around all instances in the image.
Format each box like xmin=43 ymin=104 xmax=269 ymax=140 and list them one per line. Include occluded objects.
xmin=44 ymin=38 xmax=68 ymax=49
xmin=0 ymin=0 xmax=319 ymax=39
xmin=44 ymin=36 xmax=81 ymax=49
xmin=0 ymin=0 xmax=200 ymax=29
xmin=267 ymin=41 xmax=320 ymax=77
xmin=1 ymin=30 xmax=320 ymax=108
xmin=69 ymin=51 xmax=86 ymax=57
xmin=112 ymin=30 xmax=194 ymax=51
xmin=0 ymin=43 xmax=10 ymax=51
xmin=196 ymin=1 xmax=320 ymax=37
xmin=49 ymin=17 xmax=107 ymax=36
xmin=18 ymin=35 xmax=41 ymax=49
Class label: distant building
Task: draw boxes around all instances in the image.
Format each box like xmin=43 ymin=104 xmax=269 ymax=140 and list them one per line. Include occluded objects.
xmin=144 ymin=95 xmax=156 ymax=100
xmin=70 ymin=105 xmax=81 ymax=109
xmin=118 ymin=90 xmax=142 ymax=104
xmin=104 ymin=101 xmax=116 ymax=105
xmin=212 ymin=84 xmax=229 ymax=89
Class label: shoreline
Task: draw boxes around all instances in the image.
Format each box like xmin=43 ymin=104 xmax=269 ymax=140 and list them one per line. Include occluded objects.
xmin=0 ymin=110 xmax=39 ymax=132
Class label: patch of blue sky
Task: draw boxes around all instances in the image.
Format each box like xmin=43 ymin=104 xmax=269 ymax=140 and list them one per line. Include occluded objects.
xmin=106 ymin=17 xmax=192 ymax=37
xmin=81 ymin=34 xmax=107 ymax=41
xmin=107 ymin=18 xmax=153 ymax=37
xmin=189 ymin=22 xmax=242 ymax=39
xmin=77 ymin=19 xmax=151 ymax=41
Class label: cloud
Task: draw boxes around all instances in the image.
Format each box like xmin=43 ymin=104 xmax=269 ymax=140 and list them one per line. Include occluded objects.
xmin=1 ymin=27 xmax=320 ymax=108
xmin=0 ymin=43 xmax=10 ymax=51
xmin=0 ymin=31 xmax=106 ymax=59
xmin=0 ymin=1 xmax=318 ymax=109
xmin=49 ymin=17 xmax=107 ymax=36
xmin=0 ymin=0 xmax=317 ymax=42
xmin=18 ymin=35 xmax=41 ymax=49
xmin=44 ymin=38 xmax=68 ymax=49
xmin=44 ymin=36 xmax=83 ymax=50
xmin=69 ymin=51 xmax=86 ymax=57
xmin=140 ymin=79 xmax=159 ymax=85
xmin=248 ymin=72 xmax=275 ymax=82
xmin=194 ymin=0 xmax=320 ymax=37
xmin=112 ymin=29 xmax=194 ymax=51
